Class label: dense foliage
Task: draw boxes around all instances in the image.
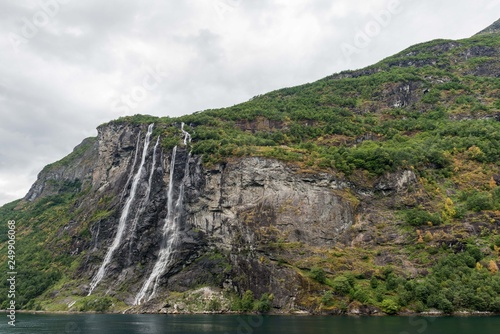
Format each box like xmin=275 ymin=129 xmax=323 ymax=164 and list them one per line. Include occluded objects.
xmin=0 ymin=26 xmax=499 ymax=314
xmin=316 ymin=245 xmax=500 ymax=314
xmin=109 ymin=34 xmax=500 ymax=179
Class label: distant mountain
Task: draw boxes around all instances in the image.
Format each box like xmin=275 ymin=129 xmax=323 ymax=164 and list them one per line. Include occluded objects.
xmin=0 ymin=19 xmax=499 ymax=315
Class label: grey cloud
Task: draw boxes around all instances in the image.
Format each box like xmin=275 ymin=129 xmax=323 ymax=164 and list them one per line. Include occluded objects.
xmin=0 ymin=0 xmax=498 ymax=205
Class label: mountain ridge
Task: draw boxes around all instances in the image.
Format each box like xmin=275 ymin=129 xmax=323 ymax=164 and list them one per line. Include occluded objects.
xmin=475 ymin=18 xmax=500 ymax=36
xmin=1 ymin=19 xmax=500 ymax=315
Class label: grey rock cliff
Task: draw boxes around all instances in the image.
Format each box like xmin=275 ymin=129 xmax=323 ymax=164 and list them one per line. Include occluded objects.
xmin=23 ymin=123 xmax=392 ymax=311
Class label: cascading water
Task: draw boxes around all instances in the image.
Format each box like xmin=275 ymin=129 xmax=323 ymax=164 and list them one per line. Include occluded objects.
xmin=134 ymin=146 xmax=177 ymax=305
xmin=88 ymin=123 xmax=155 ymax=296
xmin=150 ymin=151 xmax=190 ymax=299
xmin=147 ymin=137 xmax=161 ymax=196
xmin=121 ymin=135 xmax=141 ymax=202
xmin=128 ymin=136 xmax=160 ymax=262
xmin=134 ymin=125 xmax=192 ymax=305
xmin=181 ymin=122 xmax=191 ymax=145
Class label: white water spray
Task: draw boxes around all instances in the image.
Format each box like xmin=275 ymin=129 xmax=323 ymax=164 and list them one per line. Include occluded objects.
xmin=181 ymin=122 xmax=191 ymax=145
xmin=88 ymin=123 xmax=155 ymax=295
xmin=130 ymin=136 xmax=160 ymax=236
xmin=121 ymin=135 xmax=141 ymax=201
xmin=134 ymin=146 xmax=191 ymax=305
xmin=128 ymin=136 xmax=160 ymax=261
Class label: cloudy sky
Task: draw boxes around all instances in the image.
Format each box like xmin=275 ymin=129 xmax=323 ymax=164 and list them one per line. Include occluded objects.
xmin=0 ymin=0 xmax=498 ymax=206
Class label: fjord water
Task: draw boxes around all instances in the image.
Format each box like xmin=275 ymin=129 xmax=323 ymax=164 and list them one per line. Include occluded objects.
xmin=5 ymin=314 xmax=500 ymax=334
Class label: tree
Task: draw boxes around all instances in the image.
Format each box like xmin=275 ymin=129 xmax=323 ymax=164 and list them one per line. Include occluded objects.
xmin=240 ymin=290 xmax=255 ymax=312
xmin=310 ymin=267 xmax=327 ymax=284
xmin=489 ymin=260 xmax=499 ymax=274
xmin=380 ymin=299 xmax=400 ymax=315
xmin=466 ymin=191 xmax=493 ymax=212
xmin=321 ymin=291 xmax=335 ymax=306
xmin=489 ymin=176 xmax=497 ymax=190
xmin=332 ymin=276 xmax=352 ymax=295
xmin=255 ymin=293 xmax=273 ymax=313
xmin=442 ymin=197 xmax=456 ymax=223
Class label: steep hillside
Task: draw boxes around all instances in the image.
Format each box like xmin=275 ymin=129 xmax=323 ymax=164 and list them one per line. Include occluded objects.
xmin=1 ymin=20 xmax=500 ymax=315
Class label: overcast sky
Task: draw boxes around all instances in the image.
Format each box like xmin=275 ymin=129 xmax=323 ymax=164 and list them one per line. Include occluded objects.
xmin=0 ymin=0 xmax=498 ymax=206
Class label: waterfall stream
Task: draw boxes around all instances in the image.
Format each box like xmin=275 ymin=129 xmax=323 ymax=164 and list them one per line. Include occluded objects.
xmin=128 ymin=136 xmax=161 ymax=262
xmin=181 ymin=122 xmax=191 ymax=145
xmin=135 ymin=125 xmax=192 ymax=305
xmin=88 ymin=123 xmax=155 ymax=295
xmin=121 ymin=135 xmax=141 ymax=202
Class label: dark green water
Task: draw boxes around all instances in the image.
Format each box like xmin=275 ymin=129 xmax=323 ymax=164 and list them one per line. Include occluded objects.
xmin=1 ymin=314 xmax=499 ymax=334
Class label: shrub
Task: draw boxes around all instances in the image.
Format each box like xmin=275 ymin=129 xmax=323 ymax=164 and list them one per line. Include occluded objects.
xmin=493 ymin=187 xmax=500 ymax=209
xmin=398 ymin=290 xmax=414 ymax=307
xmin=414 ymin=301 xmax=425 ymax=313
xmin=414 ymin=283 xmax=431 ymax=303
xmin=385 ymin=273 xmax=400 ymax=291
xmin=380 ymin=299 xmax=400 ymax=315
xmin=494 ymin=235 xmax=500 ymax=248
xmin=207 ymin=298 xmax=221 ymax=311
xmin=240 ymin=290 xmax=255 ymax=312
xmin=255 ymin=293 xmax=272 ymax=313
xmin=370 ymin=277 xmax=379 ymax=289
xmin=488 ymin=260 xmax=499 ymax=274
xmin=331 ymin=276 xmax=352 ymax=295
xmin=466 ymin=245 xmax=484 ymax=262
xmin=321 ymin=291 xmax=335 ymax=307
xmin=465 ymin=191 xmax=493 ymax=212
xmin=491 ymin=297 xmax=500 ymax=313
xmin=78 ymin=296 xmax=113 ymax=312
xmin=310 ymin=267 xmax=327 ymax=284
xmin=437 ymin=295 xmax=454 ymax=314
xmin=404 ymin=208 xmax=442 ymax=226
xmin=352 ymin=287 xmax=371 ymax=304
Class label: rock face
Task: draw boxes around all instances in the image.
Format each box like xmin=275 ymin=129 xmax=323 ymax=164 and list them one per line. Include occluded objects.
xmin=25 ymin=122 xmax=360 ymax=311
xmin=25 ymin=137 xmax=98 ymax=201
xmin=475 ymin=18 xmax=500 ymax=36
xmin=188 ymin=157 xmax=354 ymax=249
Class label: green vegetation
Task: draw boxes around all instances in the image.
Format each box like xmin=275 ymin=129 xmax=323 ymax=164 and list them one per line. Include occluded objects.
xmin=42 ymin=137 xmax=97 ymax=171
xmin=331 ymin=275 xmax=353 ymax=296
xmin=76 ymin=296 xmax=113 ymax=312
xmin=380 ymin=299 xmax=400 ymax=315
xmin=230 ymin=290 xmax=273 ymax=314
xmin=306 ymin=244 xmax=500 ymax=314
xmin=1 ymin=24 xmax=500 ymax=314
xmin=0 ymin=192 xmax=86 ymax=309
xmin=109 ymin=33 xmax=500 ymax=177
xmin=403 ymin=208 xmax=442 ymax=226
xmin=310 ymin=267 xmax=327 ymax=284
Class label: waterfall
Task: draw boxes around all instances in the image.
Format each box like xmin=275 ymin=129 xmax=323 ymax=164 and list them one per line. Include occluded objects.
xmin=128 ymin=136 xmax=160 ymax=262
xmin=121 ymin=135 xmax=141 ymax=202
xmin=92 ymin=222 xmax=100 ymax=251
xmin=88 ymin=123 xmax=155 ymax=296
xmin=181 ymin=122 xmax=191 ymax=145
xmin=134 ymin=146 xmax=190 ymax=305
xmin=147 ymin=137 xmax=161 ymax=196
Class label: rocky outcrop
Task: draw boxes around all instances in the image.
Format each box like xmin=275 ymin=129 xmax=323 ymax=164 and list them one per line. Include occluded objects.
xmin=187 ymin=157 xmax=354 ymax=249
xmin=25 ymin=137 xmax=98 ymax=201
xmin=23 ymin=117 xmax=431 ymax=313
xmin=25 ymin=122 xmax=358 ymax=312
xmin=234 ymin=117 xmax=285 ymax=133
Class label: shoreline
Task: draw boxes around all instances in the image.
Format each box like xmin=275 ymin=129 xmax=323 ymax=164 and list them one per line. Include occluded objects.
xmin=2 ymin=310 xmax=498 ymax=317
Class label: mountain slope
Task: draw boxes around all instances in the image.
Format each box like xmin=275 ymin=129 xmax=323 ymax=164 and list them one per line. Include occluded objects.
xmin=476 ymin=18 xmax=500 ymax=35
xmin=1 ymin=20 xmax=500 ymax=315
